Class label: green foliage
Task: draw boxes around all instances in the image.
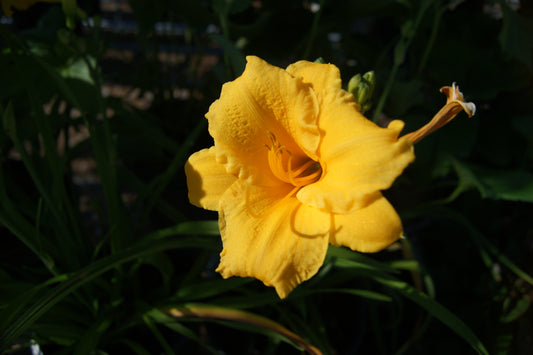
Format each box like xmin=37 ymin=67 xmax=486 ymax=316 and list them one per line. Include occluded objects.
xmin=1 ymin=0 xmax=532 ymax=354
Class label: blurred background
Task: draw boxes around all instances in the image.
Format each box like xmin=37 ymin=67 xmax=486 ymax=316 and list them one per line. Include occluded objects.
xmin=0 ymin=0 xmax=532 ymax=354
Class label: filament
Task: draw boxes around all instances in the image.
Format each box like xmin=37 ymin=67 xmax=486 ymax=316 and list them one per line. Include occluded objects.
xmin=266 ymin=132 xmax=322 ymax=187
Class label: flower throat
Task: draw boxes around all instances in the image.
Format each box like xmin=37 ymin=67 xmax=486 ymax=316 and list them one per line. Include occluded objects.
xmin=266 ymin=132 xmax=322 ymax=187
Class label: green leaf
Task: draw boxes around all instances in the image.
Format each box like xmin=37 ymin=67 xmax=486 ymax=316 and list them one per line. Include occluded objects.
xmin=175 ymin=278 xmax=252 ymax=301
xmin=32 ymin=322 xmax=84 ymax=346
xmin=134 ymin=253 xmax=175 ymax=289
xmin=61 ymin=0 xmax=87 ymax=29
xmin=480 ymin=169 xmax=533 ymax=202
xmin=146 ymin=309 xmax=224 ymax=355
xmin=0 ymin=104 xmax=67 ymax=271
xmin=449 ymin=158 xmax=533 ymax=203
xmin=446 ymin=158 xmax=487 ymax=200
xmin=291 ymin=288 xmax=392 ymax=302
xmin=117 ymin=166 xmax=186 ymax=222
xmin=373 ymin=274 xmax=489 ymax=355
xmin=332 ymin=256 xmax=489 ymax=355
xmin=134 ymin=117 xmax=207 ymax=227
xmin=63 ymin=78 xmax=100 ymax=115
xmin=29 ymin=54 xmax=82 ymax=109
xmin=0 ymin=234 xmax=217 ymax=351
xmin=115 ymin=339 xmax=152 ymax=355
xmin=387 ymin=259 xmax=420 ymax=271
xmin=59 ymin=57 xmax=95 ymax=83
xmin=211 ymin=35 xmax=246 ymax=77
xmin=161 ymin=304 xmax=322 ymax=354
xmin=143 ymin=220 xmax=220 ymax=241
xmin=423 ymin=206 xmax=533 ymax=286
xmin=498 ymin=2 xmax=533 ymax=71
xmin=73 ymin=318 xmax=112 ymax=355
xmin=327 ymin=246 xmax=398 ymax=274
xmin=110 ymin=105 xmax=181 ymax=156
xmin=0 ymin=270 xmax=40 ymax=311
xmin=212 ymin=291 xmax=280 ymax=309
xmin=494 ymin=332 xmax=514 ymax=355
xmin=500 ymin=296 xmax=530 ymax=323
xmin=1 ymin=101 xmax=16 ymax=140
xmin=142 ymin=315 xmax=176 ymax=355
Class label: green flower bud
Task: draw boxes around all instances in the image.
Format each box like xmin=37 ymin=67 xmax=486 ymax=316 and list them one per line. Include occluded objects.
xmin=347 ymin=70 xmax=375 ymax=114
xmin=347 ymin=74 xmax=362 ymax=94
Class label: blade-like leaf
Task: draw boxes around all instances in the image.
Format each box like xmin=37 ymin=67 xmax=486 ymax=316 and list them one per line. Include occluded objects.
xmin=175 ymin=278 xmax=252 ymax=301
xmin=334 ymin=256 xmax=489 ymax=355
xmin=0 ymin=232 xmax=217 ymax=351
xmin=291 ymin=288 xmax=392 ymax=302
xmin=146 ymin=309 xmax=219 ymax=355
xmin=161 ymin=304 xmax=323 ymax=355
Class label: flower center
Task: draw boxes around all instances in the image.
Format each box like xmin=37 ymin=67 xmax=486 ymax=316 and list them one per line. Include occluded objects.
xmin=266 ymin=132 xmax=322 ymax=187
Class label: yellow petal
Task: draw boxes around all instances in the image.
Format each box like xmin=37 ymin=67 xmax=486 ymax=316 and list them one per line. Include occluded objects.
xmin=206 ymin=56 xmax=320 ymax=185
xmin=297 ymin=88 xmax=415 ymax=214
xmin=330 ymin=193 xmax=402 ymax=253
xmin=216 ymin=180 xmax=330 ymax=298
xmin=185 ymin=147 xmax=237 ymax=211
xmin=286 ymin=60 xmax=342 ymax=93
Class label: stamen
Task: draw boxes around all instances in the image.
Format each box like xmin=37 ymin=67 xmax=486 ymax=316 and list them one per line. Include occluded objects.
xmin=267 ymin=142 xmax=291 ymax=184
xmin=265 ymin=132 xmax=322 ymax=187
xmin=290 ymin=159 xmax=318 ymax=177
xmin=277 ymin=186 xmax=301 ymax=207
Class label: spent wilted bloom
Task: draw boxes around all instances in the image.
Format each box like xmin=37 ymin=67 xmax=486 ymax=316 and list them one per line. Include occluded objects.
xmin=185 ymin=56 xmax=474 ymax=298
xmin=402 ymin=83 xmax=476 ymax=143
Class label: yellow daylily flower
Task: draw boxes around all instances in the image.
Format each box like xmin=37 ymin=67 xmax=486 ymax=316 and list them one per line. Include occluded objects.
xmin=185 ymin=56 xmax=418 ymax=298
xmin=1 ymin=0 xmax=60 ymax=16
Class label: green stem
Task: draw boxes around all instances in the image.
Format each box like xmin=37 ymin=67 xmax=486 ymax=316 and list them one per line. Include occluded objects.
xmin=372 ymin=1 xmax=433 ymax=122
xmin=417 ymin=2 xmax=446 ymax=77
xmin=26 ymin=89 xmax=86 ymax=258
xmin=372 ymin=63 xmax=399 ymax=123
xmin=143 ymin=315 xmax=177 ymax=355
xmin=75 ymin=39 xmax=130 ymax=252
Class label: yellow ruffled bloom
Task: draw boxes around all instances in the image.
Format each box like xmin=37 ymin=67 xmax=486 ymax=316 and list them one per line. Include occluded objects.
xmin=1 ymin=0 xmax=60 ymax=16
xmin=185 ymin=56 xmax=417 ymax=298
